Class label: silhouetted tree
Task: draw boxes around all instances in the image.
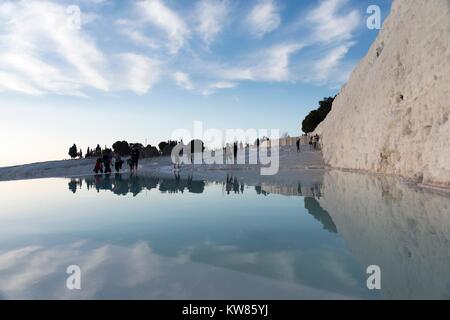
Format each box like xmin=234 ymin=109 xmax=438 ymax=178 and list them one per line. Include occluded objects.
xmin=302 ymin=96 xmax=335 ymax=133
xmin=78 ymin=149 xmax=83 ymax=158
xmin=158 ymin=140 xmax=178 ymax=156
xmin=95 ymin=144 xmax=102 ymax=156
xmin=69 ymin=144 xmax=78 ymax=159
xmin=141 ymin=145 xmax=160 ymax=158
xmin=102 ymin=148 xmax=113 ymax=156
xmin=112 ymin=141 xmax=130 ymax=156
xmin=86 ymin=147 xmax=90 ymax=158
xmin=158 ymin=141 xmax=168 ymax=154
xmin=129 ymin=143 xmax=144 ymax=151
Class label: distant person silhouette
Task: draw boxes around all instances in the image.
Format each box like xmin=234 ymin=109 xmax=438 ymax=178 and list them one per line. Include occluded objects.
xmin=127 ymin=158 xmax=133 ymax=172
xmin=314 ymin=134 xmax=320 ymax=150
xmin=233 ymin=142 xmax=238 ymax=162
xmin=93 ymin=158 xmax=103 ymax=174
xmin=114 ymin=154 xmax=124 ymax=172
xmin=131 ymin=148 xmax=140 ymax=173
xmin=296 ymin=139 xmax=300 ymax=152
xmin=223 ymin=146 xmax=227 ymax=164
xmin=103 ymin=154 xmax=112 ymax=174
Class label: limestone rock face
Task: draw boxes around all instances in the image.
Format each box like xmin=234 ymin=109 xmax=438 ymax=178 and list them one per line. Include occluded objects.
xmin=317 ymin=0 xmax=450 ymax=187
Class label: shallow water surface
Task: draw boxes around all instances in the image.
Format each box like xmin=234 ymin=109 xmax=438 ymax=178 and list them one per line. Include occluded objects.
xmin=0 ymin=171 xmax=449 ymax=299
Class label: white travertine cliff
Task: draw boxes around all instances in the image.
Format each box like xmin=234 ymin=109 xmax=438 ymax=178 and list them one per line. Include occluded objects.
xmin=316 ymin=0 xmax=450 ymax=187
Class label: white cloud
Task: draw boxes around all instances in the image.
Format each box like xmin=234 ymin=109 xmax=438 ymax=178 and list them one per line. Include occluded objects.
xmin=0 ymin=1 xmax=108 ymax=96
xmin=307 ymin=0 xmax=360 ymax=43
xmin=292 ymin=0 xmax=360 ymax=86
xmin=246 ymin=0 xmax=281 ymax=38
xmin=195 ymin=0 xmax=231 ymax=46
xmin=218 ymin=43 xmax=303 ymax=82
xmin=117 ymin=25 xmax=161 ymax=50
xmin=315 ymin=45 xmax=350 ymax=77
xmin=202 ymin=81 xmax=237 ymax=96
xmin=173 ymin=72 xmax=194 ymax=90
xmin=136 ymin=0 xmax=190 ymax=54
xmin=0 ymin=71 xmax=44 ymax=96
xmin=118 ymin=53 xmax=161 ymax=95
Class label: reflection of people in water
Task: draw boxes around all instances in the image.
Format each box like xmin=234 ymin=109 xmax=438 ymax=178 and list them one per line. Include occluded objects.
xmin=112 ymin=174 xmax=128 ymax=196
xmin=225 ymin=175 xmax=244 ymax=194
xmin=68 ymin=179 xmax=82 ymax=194
xmin=297 ymin=182 xmax=303 ymax=196
xmin=77 ymin=175 xmax=205 ymax=196
xmin=69 ymin=175 xmax=321 ymax=200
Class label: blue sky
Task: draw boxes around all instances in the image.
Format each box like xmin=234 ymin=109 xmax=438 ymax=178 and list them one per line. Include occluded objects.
xmin=0 ymin=0 xmax=392 ymax=166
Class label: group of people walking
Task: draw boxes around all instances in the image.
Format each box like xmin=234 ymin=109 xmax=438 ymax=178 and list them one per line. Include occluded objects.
xmin=93 ymin=148 xmax=140 ymax=175
xmin=295 ymin=134 xmax=321 ymax=152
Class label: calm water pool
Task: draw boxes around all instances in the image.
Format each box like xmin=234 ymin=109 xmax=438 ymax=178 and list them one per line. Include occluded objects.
xmin=0 ymin=171 xmax=449 ymax=299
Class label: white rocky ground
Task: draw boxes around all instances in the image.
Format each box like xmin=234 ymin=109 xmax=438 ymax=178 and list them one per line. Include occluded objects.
xmin=0 ymin=145 xmax=325 ymax=187
xmin=316 ymin=0 xmax=450 ymax=188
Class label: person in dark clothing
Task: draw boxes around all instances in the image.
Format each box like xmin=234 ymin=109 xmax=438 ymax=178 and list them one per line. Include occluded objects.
xmin=233 ymin=142 xmax=238 ymax=161
xmin=93 ymin=158 xmax=103 ymax=174
xmin=314 ymin=134 xmax=320 ymax=150
xmin=127 ymin=158 xmax=134 ymax=172
xmin=103 ymin=154 xmax=112 ymax=174
xmin=135 ymin=149 xmax=140 ymax=170
xmin=256 ymin=138 xmax=260 ymax=150
xmin=296 ymin=139 xmax=301 ymax=152
xmin=131 ymin=148 xmax=140 ymax=173
xmin=114 ymin=154 xmax=124 ymax=172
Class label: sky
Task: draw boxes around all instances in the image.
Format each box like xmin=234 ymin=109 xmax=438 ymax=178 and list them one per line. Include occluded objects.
xmin=0 ymin=0 xmax=392 ymax=167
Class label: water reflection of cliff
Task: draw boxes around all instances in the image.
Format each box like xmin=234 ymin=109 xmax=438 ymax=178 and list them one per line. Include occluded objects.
xmin=318 ymin=171 xmax=450 ymax=299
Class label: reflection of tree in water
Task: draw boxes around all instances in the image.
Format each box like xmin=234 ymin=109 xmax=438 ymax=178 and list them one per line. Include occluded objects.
xmin=159 ymin=175 xmax=205 ymax=194
xmin=68 ymin=175 xmax=327 ymax=233
xmin=68 ymin=179 xmax=82 ymax=194
xmin=304 ymin=197 xmax=337 ymax=233
xmin=68 ymin=174 xmax=206 ymax=196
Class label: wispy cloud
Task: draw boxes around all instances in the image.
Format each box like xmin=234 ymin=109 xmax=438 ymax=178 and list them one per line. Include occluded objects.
xmin=195 ymin=0 xmax=231 ymax=46
xmin=307 ymin=0 xmax=360 ymax=43
xmin=246 ymin=0 xmax=281 ymax=38
xmin=174 ymin=72 xmax=194 ymax=91
xmin=0 ymin=0 xmax=108 ymax=96
xmin=118 ymin=53 xmax=161 ymax=95
xmin=136 ymin=0 xmax=190 ymax=54
xmin=202 ymin=81 xmax=237 ymax=96
xmin=218 ymin=43 xmax=303 ymax=82
xmin=0 ymin=0 xmax=366 ymax=97
xmin=294 ymin=0 xmax=361 ymax=87
xmin=313 ymin=43 xmax=354 ymax=82
xmin=116 ymin=22 xmax=161 ymax=50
